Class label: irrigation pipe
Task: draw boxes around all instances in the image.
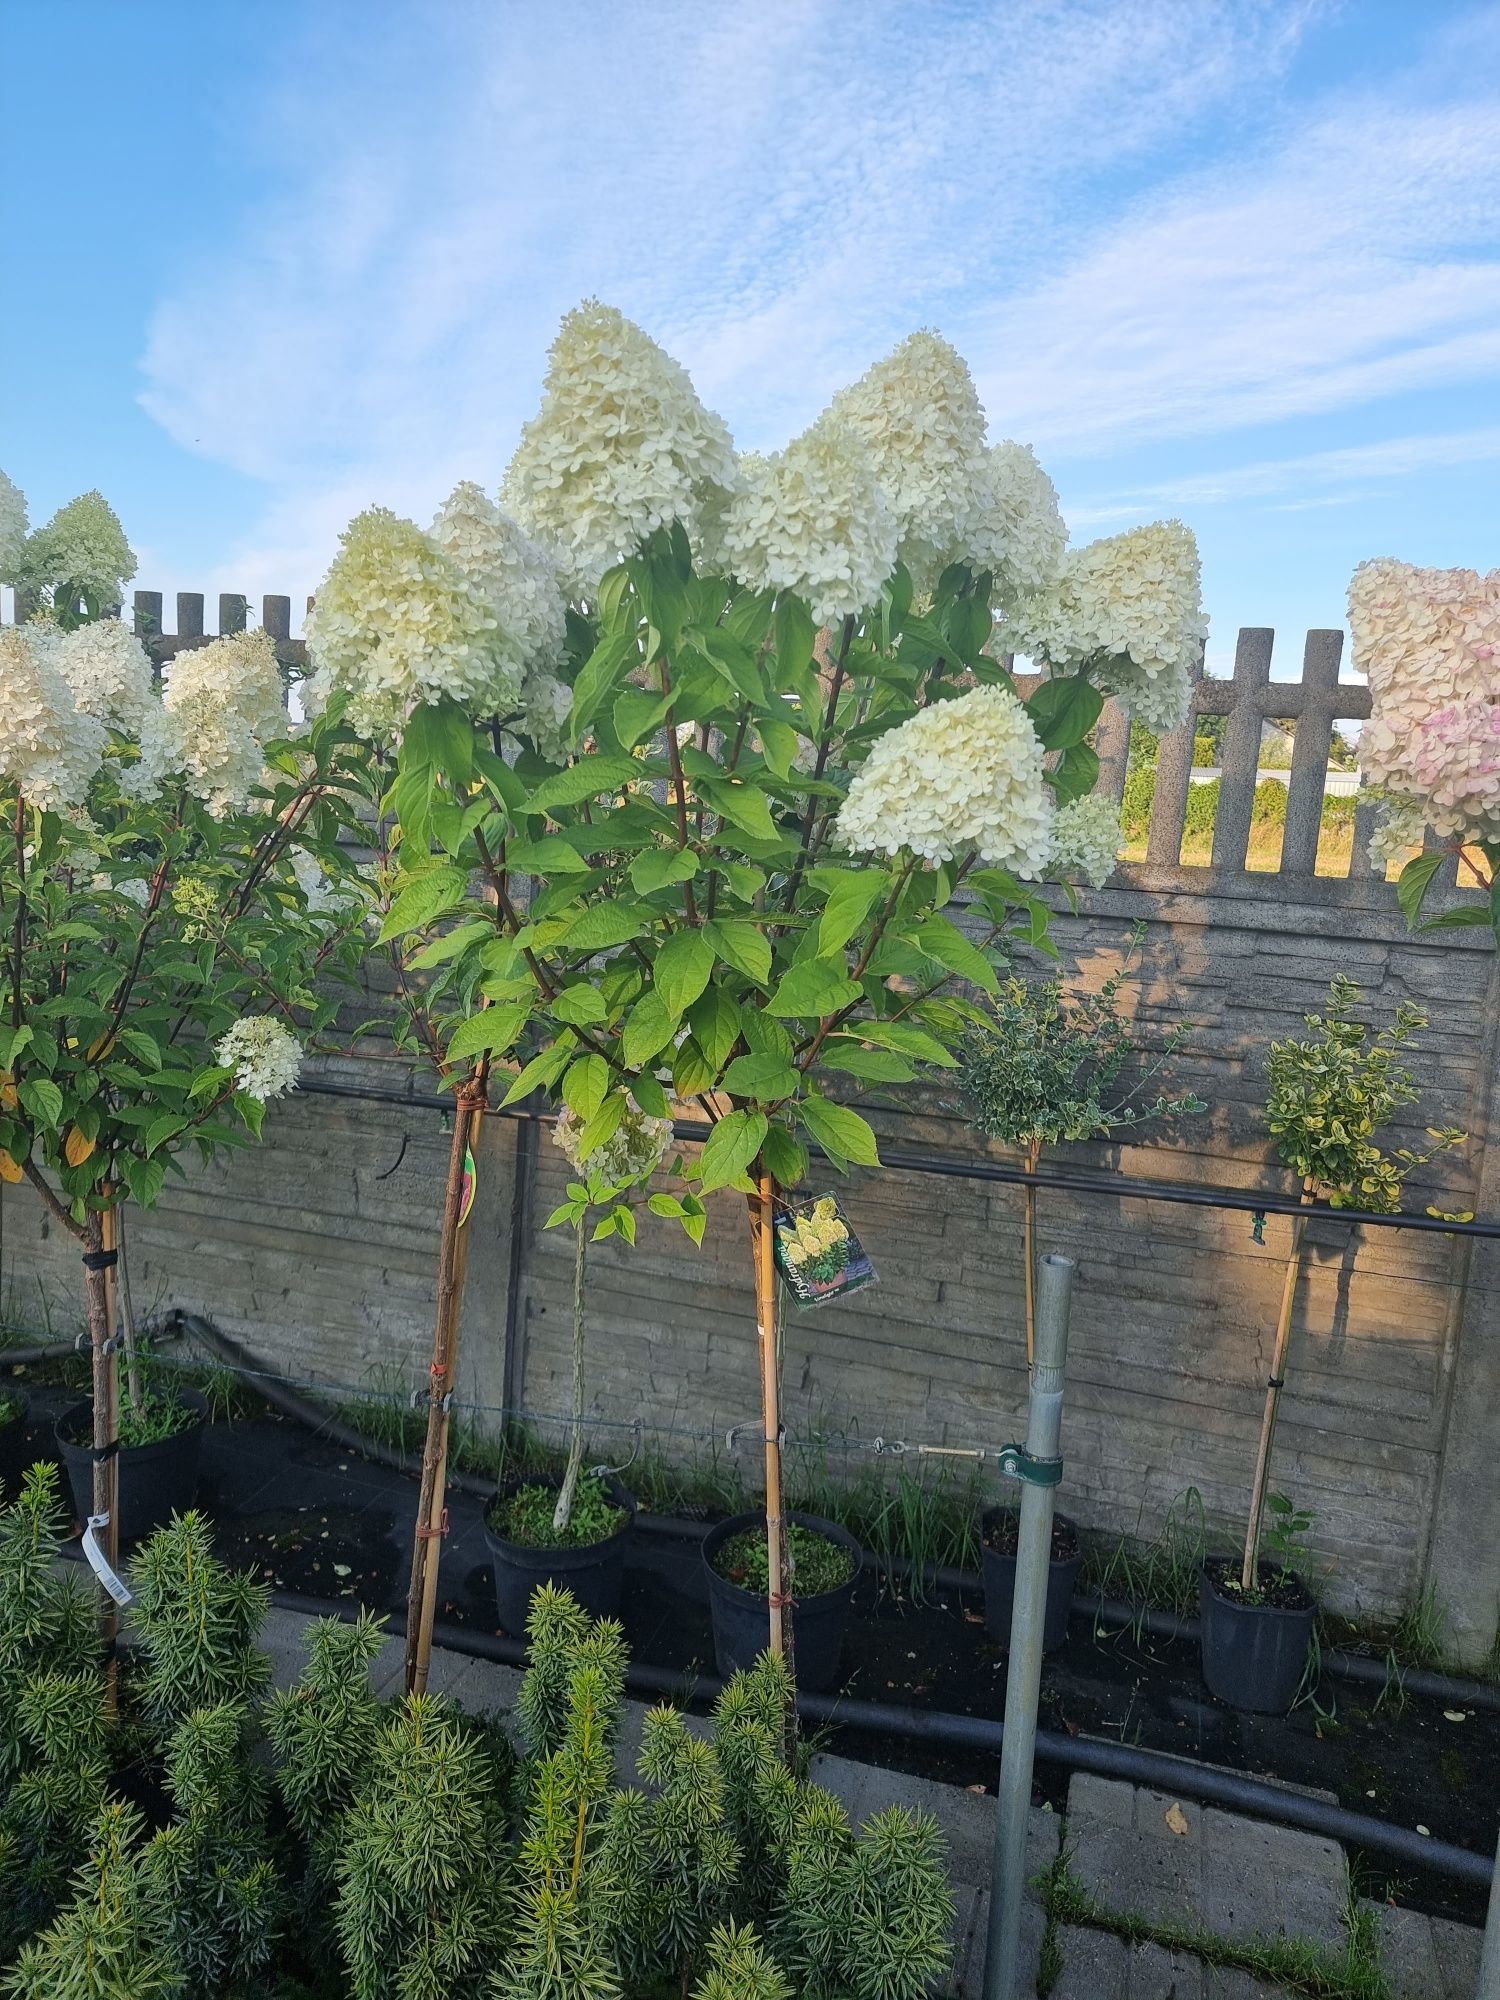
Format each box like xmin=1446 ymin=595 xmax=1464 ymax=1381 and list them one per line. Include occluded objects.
xmin=269 ymin=1588 xmax=1495 ymax=1893
xmin=161 ymin=1311 xmax=1500 ymax=1717
xmin=0 ymin=1320 xmax=185 ymax=1370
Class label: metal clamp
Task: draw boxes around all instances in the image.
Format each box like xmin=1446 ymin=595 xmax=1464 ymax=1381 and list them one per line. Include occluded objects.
xmin=994 ymin=1443 xmax=1063 ymax=1488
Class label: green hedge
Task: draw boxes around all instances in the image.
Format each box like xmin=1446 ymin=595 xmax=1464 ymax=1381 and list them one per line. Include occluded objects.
xmin=1123 ymin=770 xmax=1352 ymax=845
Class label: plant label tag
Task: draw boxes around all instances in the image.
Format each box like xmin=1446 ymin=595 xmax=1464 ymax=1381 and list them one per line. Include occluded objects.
xmin=82 ymin=1514 xmax=135 ymax=1607
xmin=458 ymin=1144 xmax=477 ymax=1229
xmin=773 ymin=1193 xmax=877 ymax=1309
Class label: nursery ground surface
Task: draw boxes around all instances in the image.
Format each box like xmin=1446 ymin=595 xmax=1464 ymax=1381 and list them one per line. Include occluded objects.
xmin=11 ymin=1392 xmax=1493 ymax=1928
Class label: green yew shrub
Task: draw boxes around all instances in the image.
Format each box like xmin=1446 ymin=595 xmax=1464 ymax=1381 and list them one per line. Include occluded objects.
xmin=127 ymin=1512 xmax=272 ymax=1730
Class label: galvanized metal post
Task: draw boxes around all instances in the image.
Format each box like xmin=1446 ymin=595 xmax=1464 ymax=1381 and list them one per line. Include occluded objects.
xmin=985 ymin=1252 xmax=1075 ymax=2000
xmin=1479 ymin=1828 xmax=1500 ymax=1999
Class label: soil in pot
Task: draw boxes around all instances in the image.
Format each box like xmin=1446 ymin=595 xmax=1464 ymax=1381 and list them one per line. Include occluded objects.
xmin=980 ymin=1506 xmax=1083 ymax=1654
xmin=55 ymin=1388 xmax=206 ymax=1543
xmin=703 ymin=1510 xmax=860 ymax=1693
xmin=1199 ymin=1556 xmax=1315 ymax=1715
xmin=484 ymin=1471 xmax=634 ymax=1631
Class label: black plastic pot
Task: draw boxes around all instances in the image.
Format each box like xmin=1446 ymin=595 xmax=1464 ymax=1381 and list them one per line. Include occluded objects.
xmin=703 ymin=1510 xmax=860 ymax=1693
xmin=980 ymin=1506 xmax=1083 ymax=1654
xmin=0 ymin=1389 xmax=33 ymax=1497
xmin=1199 ymin=1560 xmax=1315 ymax=1714
xmin=484 ymin=1474 xmax=636 ymax=1632
xmin=55 ymin=1389 xmax=207 ymax=1544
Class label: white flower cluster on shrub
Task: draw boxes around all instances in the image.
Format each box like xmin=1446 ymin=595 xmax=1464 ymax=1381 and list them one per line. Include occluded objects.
xmin=215 ymin=1015 xmax=303 ymax=1101
xmin=55 ymin=619 xmax=176 ymax=800
xmin=716 ymin=418 xmax=897 ymax=624
xmin=1349 ymin=559 xmax=1500 ymax=845
xmin=502 ymin=300 xmax=740 ymax=598
xmin=429 ymin=481 xmax=567 ymax=709
xmin=0 ymin=468 xmax=27 ymax=581
xmin=826 ymin=331 xmax=990 ymax=592
xmin=164 ymin=629 xmax=287 ymax=817
xmin=0 ymin=624 xmax=108 ymax=812
xmin=305 ymin=508 xmax=507 ymax=740
xmin=1007 ymin=520 xmax=1206 ymax=731
xmin=1047 ymin=791 xmax=1123 ymax=888
xmin=10 ymin=489 xmax=136 ymax=606
xmin=552 ymin=1100 xmax=674 ymax=1189
xmin=835 ymin=684 xmax=1053 ymax=873
xmin=969 ymin=442 xmax=1068 ymax=612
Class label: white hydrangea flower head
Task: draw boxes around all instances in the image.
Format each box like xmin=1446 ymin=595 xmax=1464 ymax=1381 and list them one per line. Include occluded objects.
xmin=164 ymin=629 xmax=287 ymax=817
xmin=305 ymin=506 xmax=506 ymax=739
xmin=1090 ymin=656 xmax=1194 ymax=734
xmin=826 ymin=331 xmax=989 ymax=592
xmin=288 ymin=845 xmax=355 ymax=916
xmin=835 ymin=684 xmax=1053 ymax=873
xmin=1008 ymin=520 xmax=1206 ymax=725
xmin=55 ymin=618 xmax=178 ymax=800
xmin=1365 ymin=793 xmax=1428 ymax=870
xmin=0 ymin=468 xmax=28 ymax=582
xmin=716 ymin=416 xmax=898 ymax=624
xmin=1046 ymin=791 xmax=1123 ymax=888
xmin=517 ymin=666 xmax=574 ymax=762
xmin=0 ymin=623 xmax=108 ymax=811
xmin=214 ymin=1015 xmax=303 ymax=1102
xmin=501 ymin=300 xmax=740 ymax=598
xmin=552 ymin=1099 xmax=674 ymax=1189
xmin=968 ymin=442 xmax=1067 ymax=611
xmin=13 ymin=489 xmax=135 ymax=605
xmin=428 ymin=481 xmax=567 ymax=712
xmin=1349 ymin=560 xmax=1500 ymax=842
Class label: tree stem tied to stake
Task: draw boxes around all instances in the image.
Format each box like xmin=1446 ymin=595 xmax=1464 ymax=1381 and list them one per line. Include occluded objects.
xmin=405 ymin=1072 xmax=488 ymax=1694
xmin=84 ymin=1188 xmax=122 ymax=1702
xmin=1023 ymin=1139 xmax=1040 ymax=1368
xmin=1241 ymin=1177 xmax=1315 ymax=1592
xmin=553 ymin=1216 xmax=588 ymax=1534
xmin=750 ymin=1171 xmax=796 ymax=1749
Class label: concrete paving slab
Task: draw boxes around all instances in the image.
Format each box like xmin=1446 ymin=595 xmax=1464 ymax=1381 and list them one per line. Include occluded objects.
xmin=1202 ymin=1968 xmax=1299 ymax=1998
xmin=1199 ymin=1811 xmax=1345 ymax=1945
xmin=1363 ymin=1899 xmax=1484 ymax=2000
xmin=1130 ymin=1938 xmax=1205 ymax=1997
xmin=810 ymin=1752 xmax=1058 ymax=1891
xmin=1051 ymin=1924 xmax=1129 ymax=1998
xmin=1068 ymin=1778 xmax=1205 ymax=1931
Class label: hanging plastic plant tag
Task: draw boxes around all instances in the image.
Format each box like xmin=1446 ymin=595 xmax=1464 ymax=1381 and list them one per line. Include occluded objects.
xmin=773 ymin=1192 xmax=877 ymax=1309
xmin=82 ymin=1514 xmax=135 ymax=1607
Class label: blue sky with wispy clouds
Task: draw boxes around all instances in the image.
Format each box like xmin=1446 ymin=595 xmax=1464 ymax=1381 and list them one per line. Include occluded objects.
xmin=3 ymin=0 xmax=1497 ymax=678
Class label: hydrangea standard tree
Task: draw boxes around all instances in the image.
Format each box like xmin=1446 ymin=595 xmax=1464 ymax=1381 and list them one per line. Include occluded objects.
xmin=0 ymin=483 xmax=369 ymax=1632
xmin=309 ymin=303 xmax=1207 ymax=1695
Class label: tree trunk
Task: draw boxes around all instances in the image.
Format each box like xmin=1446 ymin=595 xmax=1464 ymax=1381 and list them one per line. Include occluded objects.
xmin=748 ymin=1172 xmax=796 ymax=1752
xmin=115 ymin=1201 xmax=145 ymax=1419
xmin=553 ymin=1218 xmax=588 ymax=1534
xmin=1023 ymin=1140 xmax=1040 ymax=1366
xmin=404 ymin=1084 xmax=485 ymax=1693
xmin=1241 ymin=1179 xmax=1315 ymax=1592
xmin=82 ymin=1203 xmax=121 ymax=1685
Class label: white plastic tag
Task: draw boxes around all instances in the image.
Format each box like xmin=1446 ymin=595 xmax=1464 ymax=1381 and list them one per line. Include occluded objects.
xmin=82 ymin=1515 xmax=134 ymax=1607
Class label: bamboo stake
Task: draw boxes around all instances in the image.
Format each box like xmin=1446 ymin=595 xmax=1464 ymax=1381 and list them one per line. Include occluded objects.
xmin=1023 ymin=1139 xmax=1040 ymax=1366
xmin=405 ymin=1082 xmax=485 ymax=1694
xmin=1241 ymin=1177 xmax=1315 ymax=1592
xmin=750 ymin=1174 xmax=792 ymax=1679
xmin=82 ymin=1194 xmax=122 ymax=1701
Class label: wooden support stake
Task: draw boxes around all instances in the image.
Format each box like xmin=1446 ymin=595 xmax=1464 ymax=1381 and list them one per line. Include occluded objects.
xmin=1023 ymin=1140 xmax=1040 ymax=1367
xmin=1241 ymin=1178 xmax=1315 ymax=1591
xmin=82 ymin=1193 xmax=122 ymax=1700
xmin=749 ymin=1173 xmax=796 ymax=1735
xmin=405 ymin=1084 xmax=485 ymax=1694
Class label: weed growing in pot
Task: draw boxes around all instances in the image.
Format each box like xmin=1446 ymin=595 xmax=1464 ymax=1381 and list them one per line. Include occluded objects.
xmin=713 ymin=1521 xmax=856 ymax=1597
xmin=490 ymin=1467 xmax=628 ymax=1551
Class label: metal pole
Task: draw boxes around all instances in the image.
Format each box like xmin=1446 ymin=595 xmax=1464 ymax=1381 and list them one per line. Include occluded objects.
xmin=985 ymin=1252 xmax=1075 ymax=2000
xmin=1480 ymin=1828 xmax=1500 ymax=1998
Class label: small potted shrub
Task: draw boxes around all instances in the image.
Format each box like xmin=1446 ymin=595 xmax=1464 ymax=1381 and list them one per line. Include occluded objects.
xmin=55 ymin=1340 xmax=207 ymax=1544
xmin=485 ymin=1103 xmax=692 ymax=1628
xmin=703 ymin=1511 xmax=860 ymax=1691
xmin=1200 ymin=977 xmax=1463 ymax=1712
xmin=959 ymin=927 xmax=1202 ymax=1652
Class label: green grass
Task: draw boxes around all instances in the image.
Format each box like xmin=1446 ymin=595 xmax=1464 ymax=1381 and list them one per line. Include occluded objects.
xmin=1080 ymin=1486 xmax=1208 ymax=1628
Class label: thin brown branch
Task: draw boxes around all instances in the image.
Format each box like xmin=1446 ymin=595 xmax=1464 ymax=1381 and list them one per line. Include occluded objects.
xmin=20 ymin=1157 xmax=86 ymax=1239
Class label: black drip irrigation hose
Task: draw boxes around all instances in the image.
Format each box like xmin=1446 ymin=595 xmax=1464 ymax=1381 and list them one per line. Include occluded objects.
xmin=0 ymin=1322 xmax=185 ymax=1369
xmin=271 ymin=1588 xmax=1495 ymax=1892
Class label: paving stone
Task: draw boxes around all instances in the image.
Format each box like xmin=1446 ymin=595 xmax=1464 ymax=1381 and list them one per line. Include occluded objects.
xmin=1199 ymin=1812 xmax=1345 ymax=1945
xmin=1068 ymin=1778 xmax=1205 ymax=1931
xmin=1129 ymin=1939 xmax=1205 ymax=1997
xmin=1202 ymin=1968 xmax=1298 ymax=1998
xmin=1051 ymin=1924 xmax=1129 ymax=1999
xmin=810 ymin=1753 xmax=1059 ymax=1892
xmin=1363 ymin=1899 xmax=1485 ymax=2000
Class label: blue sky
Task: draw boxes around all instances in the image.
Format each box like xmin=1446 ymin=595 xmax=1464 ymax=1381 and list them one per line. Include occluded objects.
xmin=2 ymin=0 xmax=1497 ymax=679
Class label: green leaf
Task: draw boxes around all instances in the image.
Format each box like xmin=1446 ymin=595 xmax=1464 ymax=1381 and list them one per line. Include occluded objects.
xmin=1026 ymin=675 xmax=1104 ymax=751
xmin=18 ymin=1078 xmax=63 ymax=1130
xmin=562 ymin=1054 xmax=609 ymax=1120
xmin=820 ymin=1045 xmax=915 ymax=1083
xmin=144 ymin=1112 xmax=188 ymax=1156
xmin=630 ymin=848 xmax=700 ymax=895
xmin=117 ymin=1027 xmax=163 ymax=1070
xmin=700 ymin=778 xmax=779 ymax=842
xmin=1420 ymin=905 xmax=1494 ymax=931
xmin=1398 ymin=850 xmax=1446 ymax=928
xmin=445 ymin=1003 xmax=531 ymax=1062
xmin=765 ymin=956 xmax=863 ymax=1019
xmin=573 ymin=1090 xmax=628 ymax=1163
xmin=648 ymin=1191 xmax=686 ymax=1218
xmin=817 ymin=869 xmax=891 ymax=955
xmin=568 ymin=629 xmax=636 ymax=735
xmin=772 ymin=593 xmax=815 ymax=679
xmin=687 ymin=987 xmax=742 ymax=1072
xmin=697 ymin=1109 xmax=767 ymax=1194
xmin=379 ymin=864 xmax=468 ymax=942
xmin=525 ymin=754 xmax=644 ymax=816
xmin=760 ymin=1124 xmax=808 ymax=1189
xmin=653 ymin=929 xmax=715 ymax=1016
xmin=721 ymin=1052 xmax=800 ymax=1101
xmin=672 ymin=1038 xmax=717 ymax=1098
xmin=551 ymin=982 xmax=609 ymax=1026
xmin=757 ymin=716 xmax=799 ymax=778
xmin=912 ymin=915 xmax=999 ymax=994
xmin=855 ymin=1019 xmax=958 ymax=1068
xmin=402 ymin=695 xmax=474 ymax=789
xmin=622 ymin=992 xmax=680 ymax=1069
xmin=120 ymin=1154 xmax=167 ymax=1208
xmin=724 ymin=588 xmax=775 ymax=650
xmin=566 ymin=903 xmax=648 ymax=952
xmin=797 ymin=1095 xmax=881 ymax=1168
xmin=506 ymin=835 xmax=595 ymax=875
xmin=498 ymin=1037 xmax=577 ymax=1107
xmin=741 ymin=1008 xmax=794 ymax=1061
xmin=404 ymin=919 xmax=493 ymax=970
xmin=613 ymin=686 xmax=675 ymax=749
xmin=1049 ymin=741 xmax=1101 ymax=807
xmin=703 ymin=919 xmax=772 ymax=987
xmin=630 ymin=1068 xmax=670 ymax=1119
